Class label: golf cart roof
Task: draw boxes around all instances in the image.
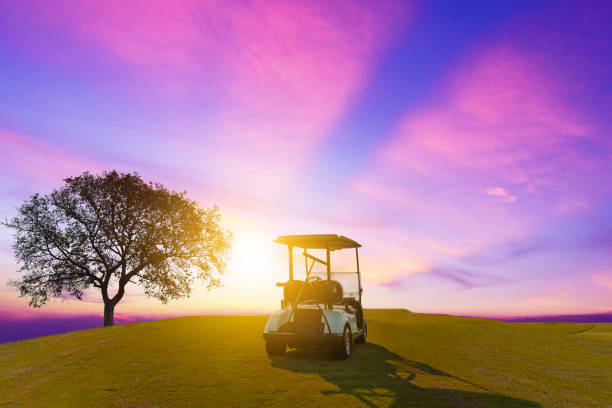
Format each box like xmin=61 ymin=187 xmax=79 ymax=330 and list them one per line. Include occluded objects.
xmin=275 ymin=234 xmax=361 ymax=250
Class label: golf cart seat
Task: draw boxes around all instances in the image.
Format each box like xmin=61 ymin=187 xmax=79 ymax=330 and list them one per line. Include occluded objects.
xmin=282 ymin=279 xmax=343 ymax=304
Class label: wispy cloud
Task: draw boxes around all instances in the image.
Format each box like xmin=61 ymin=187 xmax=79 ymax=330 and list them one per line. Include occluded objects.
xmin=429 ymin=267 xmax=509 ymax=289
xmin=486 ymin=187 xmax=517 ymax=203
xmin=380 ymin=266 xmax=509 ymax=290
xmin=10 ymin=0 xmax=410 ymax=192
xmin=463 ymin=239 xmax=551 ymax=265
xmin=0 ymin=129 xmax=100 ymax=189
xmin=380 ymin=46 xmax=591 ymax=191
xmin=593 ymin=274 xmax=612 ymax=291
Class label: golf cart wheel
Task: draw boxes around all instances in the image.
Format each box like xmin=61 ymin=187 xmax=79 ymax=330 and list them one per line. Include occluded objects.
xmin=335 ymin=325 xmax=352 ymax=359
xmin=355 ymin=321 xmax=367 ymax=344
xmin=265 ymin=341 xmax=286 ymax=356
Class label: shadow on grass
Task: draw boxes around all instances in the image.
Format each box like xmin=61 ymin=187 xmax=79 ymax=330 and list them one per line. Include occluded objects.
xmin=270 ymin=343 xmax=540 ymax=408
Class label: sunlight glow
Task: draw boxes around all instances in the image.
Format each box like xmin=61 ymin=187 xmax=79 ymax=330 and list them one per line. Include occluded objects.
xmin=226 ymin=228 xmax=275 ymax=286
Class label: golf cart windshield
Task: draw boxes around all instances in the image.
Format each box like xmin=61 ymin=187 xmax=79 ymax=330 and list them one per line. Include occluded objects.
xmin=308 ymin=271 xmax=360 ymax=299
xmin=275 ymin=234 xmax=363 ymax=305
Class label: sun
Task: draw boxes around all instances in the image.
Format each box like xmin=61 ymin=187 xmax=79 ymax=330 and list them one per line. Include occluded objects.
xmin=225 ymin=224 xmax=279 ymax=286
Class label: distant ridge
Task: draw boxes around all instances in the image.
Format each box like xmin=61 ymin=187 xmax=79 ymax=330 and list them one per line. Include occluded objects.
xmin=3 ymin=310 xmax=612 ymax=344
xmin=488 ymin=312 xmax=612 ymax=323
xmin=0 ymin=311 xmax=266 ymax=344
xmin=0 ymin=315 xmax=148 ymax=344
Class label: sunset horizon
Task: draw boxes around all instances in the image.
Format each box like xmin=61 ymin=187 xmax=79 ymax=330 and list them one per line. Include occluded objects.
xmin=2 ymin=0 xmax=612 ymax=340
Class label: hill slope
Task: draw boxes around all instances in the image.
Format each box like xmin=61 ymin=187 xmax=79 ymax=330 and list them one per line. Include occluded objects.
xmin=1 ymin=310 xmax=610 ymax=407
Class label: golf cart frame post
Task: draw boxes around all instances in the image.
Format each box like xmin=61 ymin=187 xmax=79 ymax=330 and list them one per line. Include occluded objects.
xmin=356 ymin=247 xmax=361 ymax=303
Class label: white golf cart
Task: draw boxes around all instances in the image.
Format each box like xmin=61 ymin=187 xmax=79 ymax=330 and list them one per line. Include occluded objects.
xmin=263 ymin=234 xmax=366 ymax=358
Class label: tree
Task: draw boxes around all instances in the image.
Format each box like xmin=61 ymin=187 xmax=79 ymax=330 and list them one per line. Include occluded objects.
xmin=4 ymin=171 xmax=232 ymax=326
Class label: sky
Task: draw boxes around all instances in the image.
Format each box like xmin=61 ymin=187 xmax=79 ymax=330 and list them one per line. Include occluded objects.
xmin=1 ymin=0 xmax=612 ymax=325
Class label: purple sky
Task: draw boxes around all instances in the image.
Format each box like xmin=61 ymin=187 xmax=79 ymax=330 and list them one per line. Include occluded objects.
xmin=1 ymin=0 xmax=611 ymax=327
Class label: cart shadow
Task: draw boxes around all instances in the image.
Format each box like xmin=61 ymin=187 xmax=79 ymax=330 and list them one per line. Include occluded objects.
xmin=269 ymin=343 xmax=540 ymax=408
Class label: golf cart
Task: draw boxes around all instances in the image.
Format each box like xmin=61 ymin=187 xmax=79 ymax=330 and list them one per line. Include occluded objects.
xmin=263 ymin=234 xmax=366 ymax=358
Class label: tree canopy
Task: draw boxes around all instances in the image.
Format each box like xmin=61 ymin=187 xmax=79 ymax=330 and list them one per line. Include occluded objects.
xmin=4 ymin=171 xmax=232 ymax=326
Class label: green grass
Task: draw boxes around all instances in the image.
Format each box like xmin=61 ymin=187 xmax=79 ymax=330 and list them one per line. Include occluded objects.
xmin=1 ymin=309 xmax=610 ymax=407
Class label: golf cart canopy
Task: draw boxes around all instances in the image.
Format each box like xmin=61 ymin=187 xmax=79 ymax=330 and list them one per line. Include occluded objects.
xmin=274 ymin=234 xmax=361 ymax=250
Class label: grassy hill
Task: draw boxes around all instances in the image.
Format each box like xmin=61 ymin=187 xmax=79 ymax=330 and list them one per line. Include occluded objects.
xmin=1 ymin=310 xmax=610 ymax=408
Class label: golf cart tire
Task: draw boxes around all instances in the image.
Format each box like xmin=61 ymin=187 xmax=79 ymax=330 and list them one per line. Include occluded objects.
xmin=265 ymin=341 xmax=286 ymax=356
xmin=355 ymin=321 xmax=367 ymax=344
xmin=334 ymin=325 xmax=352 ymax=359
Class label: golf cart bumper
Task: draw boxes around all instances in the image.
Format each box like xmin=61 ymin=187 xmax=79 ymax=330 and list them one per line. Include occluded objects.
xmin=263 ymin=332 xmax=343 ymax=346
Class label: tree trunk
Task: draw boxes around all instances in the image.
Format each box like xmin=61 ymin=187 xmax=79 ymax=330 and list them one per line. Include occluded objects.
xmin=104 ymin=301 xmax=115 ymax=326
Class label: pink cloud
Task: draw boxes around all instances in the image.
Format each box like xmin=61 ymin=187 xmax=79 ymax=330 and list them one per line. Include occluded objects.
xmin=452 ymin=48 xmax=586 ymax=136
xmin=554 ymin=200 xmax=589 ymax=215
xmin=360 ymin=251 xmax=429 ymax=286
xmin=0 ymin=130 xmax=99 ymax=189
xmin=593 ymin=274 xmax=612 ymax=291
xmin=21 ymin=0 xmax=410 ymax=189
xmin=381 ymin=47 xmax=589 ymax=186
xmin=353 ymin=44 xmax=607 ymax=229
xmin=486 ymin=186 xmax=517 ymax=203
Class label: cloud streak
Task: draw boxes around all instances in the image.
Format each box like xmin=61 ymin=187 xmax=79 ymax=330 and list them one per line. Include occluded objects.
xmin=380 ymin=266 xmax=509 ymax=290
xmin=8 ymin=0 xmax=410 ymax=190
xmin=0 ymin=129 xmax=100 ymax=189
